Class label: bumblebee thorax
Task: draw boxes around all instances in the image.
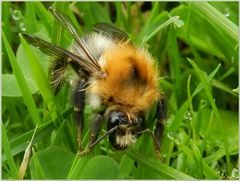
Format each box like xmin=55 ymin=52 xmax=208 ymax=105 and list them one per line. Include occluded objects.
xmin=88 ymin=44 xmax=160 ymax=113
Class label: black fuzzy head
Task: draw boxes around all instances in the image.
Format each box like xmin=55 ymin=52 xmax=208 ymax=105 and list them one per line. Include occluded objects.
xmin=107 ymin=111 xmax=145 ymax=150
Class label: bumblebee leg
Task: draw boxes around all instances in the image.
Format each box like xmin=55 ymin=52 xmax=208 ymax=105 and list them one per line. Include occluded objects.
xmin=78 ymin=114 xmax=104 ymax=156
xmin=136 ymin=128 xmax=163 ymax=161
xmin=72 ymin=80 xmax=87 ymax=153
xmin=154 ymin=96 xmax=167 ymax=159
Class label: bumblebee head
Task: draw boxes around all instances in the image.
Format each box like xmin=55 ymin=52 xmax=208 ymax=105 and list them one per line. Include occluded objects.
xmin=107 ymin=111 xmax=145 ymax=150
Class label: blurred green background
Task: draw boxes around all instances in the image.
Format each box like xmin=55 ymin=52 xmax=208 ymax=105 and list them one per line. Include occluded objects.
xmin=2 ymin=1 xmax=239 ymax=179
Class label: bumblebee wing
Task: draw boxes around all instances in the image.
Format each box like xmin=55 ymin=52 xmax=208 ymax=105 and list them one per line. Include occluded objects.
xmin=22 ymin=33 xmax=66 ymax=57
xmin=22 ymin=34 xmax=69 ymax=93
xmin=49 ymin=7 xmax=103 ymax=77
xmin=22 ymin=34 xmax=99 ymax=73
xmin=49 ymin=57 xmax=67 ymax=94
xmin=22 ymin=34 xmax=92 ymax=93
xmin=93 ymin=22 xmax=129 ymax=41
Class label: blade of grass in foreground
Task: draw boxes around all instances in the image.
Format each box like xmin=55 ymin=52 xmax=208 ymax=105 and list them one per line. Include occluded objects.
xmin=30 ymin=151 xmax=46 ymax=179
xmin=33 ymin=2 xmax=53 ymax=33
xmin=67 ymin=156 xmax=92 ymax=179
xmin=168 ymin=133 xmax=219 ymax=179
xmin=126 ymin=150 xmax=196 ymax=179
xmin=137 ymin=10 xmax=179 ymax=45
xmin=18 ymin=125 xmax=38 ymax=179
xmin=2 ymin=30 xmax=41 ymax=125
xmin=2 ymin=124 xmax=19 ymax=179
xmin=204 ymin=144 xmax=238 ymax=164
xmin=142 ymin=15 xmax=179 ymax=45
xmin=168 ymin=27 xmax=181 ymax=107
xmin=188 ymin=58 xmax=231 ymax=176
xmin=136 ymin=2 xmax=160 ymax=44
xmin=166 ymin=63 xmax=221 ymax=132
xmin=189 ymin=2 xmax=238 ymax=42
xmin=137 ymin=2 xmax=180 ymax=45
xmin=20 ymin=34 xmax=62 ymax=125
xmin=211 ymin=79 xmax=238 ymax=97
xmin=2 ymin=121 xmax=54 ymax=161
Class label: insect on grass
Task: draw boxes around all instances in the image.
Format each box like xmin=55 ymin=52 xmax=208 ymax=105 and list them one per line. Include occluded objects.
xmin=22 ymin=6 xmax=167 ymax=158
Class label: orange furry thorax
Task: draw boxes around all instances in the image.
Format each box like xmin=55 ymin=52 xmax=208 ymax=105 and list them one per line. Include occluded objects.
xmin=89 ymin=43 xmax=160 ymax=115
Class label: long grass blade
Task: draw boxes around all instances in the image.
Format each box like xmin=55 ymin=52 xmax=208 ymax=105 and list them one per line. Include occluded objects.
xmin=2 ymin=30 xmax=41 ymax=125
xmin=167 ymin=63 xmax=221 ymax=132
xmin=2 ymin=124 xmax=19 ymax=179
xmin=126 ymin=150 xmax=196 ymax=179
xmin=2 ymin=121 xmax=54 ymax=161
xmin=189 ymin=2 xmax=238 ymax=42
xmin=188 ymin=58 xmax=231 ymax=175
xmin=18 ymin=124 xmax=38 ymax=179
xmin=20 ymin=34 xmax=62 ymax=125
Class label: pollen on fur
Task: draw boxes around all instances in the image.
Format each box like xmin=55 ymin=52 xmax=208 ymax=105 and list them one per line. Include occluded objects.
xmin=115 ymin=133 xmax=137 ymax=148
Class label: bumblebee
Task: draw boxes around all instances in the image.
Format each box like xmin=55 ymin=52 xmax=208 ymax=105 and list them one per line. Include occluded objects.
xmin=23 ymin=7 xmax=167 ymax=157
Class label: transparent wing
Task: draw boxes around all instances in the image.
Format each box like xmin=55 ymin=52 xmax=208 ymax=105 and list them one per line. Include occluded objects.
xmin=49 ymin=7 xmax=102 ymax=75
xmin=23 ymin=33 xmax=101 ymax=74
xmin=93 ymin=22 xmax=129 ymax=41
xmin=22 ymin=33 xmax=97 ymax=93
xmin=22 ymin=34 xmax=69 ymax=57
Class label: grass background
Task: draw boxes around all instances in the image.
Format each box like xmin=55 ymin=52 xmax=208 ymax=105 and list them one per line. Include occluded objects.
xmin=2 ymin=1 xmax=239 ymax=179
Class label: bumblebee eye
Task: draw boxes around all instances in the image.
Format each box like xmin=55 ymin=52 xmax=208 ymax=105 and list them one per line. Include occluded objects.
xmin=138 ymin=116 xmax=143 ymax=123
xmin=110 ymin=115 xmax=120 ymax=124
xmin=108 ymin=111 xmax=128 ymax=125
xmin=107 ymin=111 xmax=146 ymax=150
xmin=138 ymin=113 xmax=145 ymax=123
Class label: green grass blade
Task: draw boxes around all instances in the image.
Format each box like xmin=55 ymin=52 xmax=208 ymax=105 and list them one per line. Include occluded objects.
xmin=24 ymin=3 xmax=37 ymax=33
xmin=191 ymin=141 xmax=203 ymax=177
xmin=20 ymin=34 xmax=62 ymax=125
xmin=67 ymin=156 xmax=94 ymax=179
xmin=168 ymin=27 xmax=181 ymax=107
xmin=33 ymin=2 xmax=52 ymax=20
xmin=126 ymin=150 xmax=196 ymax=179
xmin=187 ymin=75 xmax=196 ymax=139
xmin=142 ymin=15 xmax=179 ymax=45
xmin=67 ymin=155 xmax=82 ymax=179
xmin=119 ymin=154 xmax=134 ymax=178
xmin=211 ymin=79 xmax=238 ymax=97
xmin=18 ymin=125 xmax=38 ymax=179
xmin=192 ymin=64 xmax=221 ymax=97
xmin=2 ymin=121 xmax=54 ymax=161
xmin=2 ymin=30 xmax=41 ymax=125
xmin=29 ymin=151 xmax=46 ymax=179
xmin=137 ymin=2 xmax=160 ymax=42
xmin=204 ymin=144 xmax=238 ymax=165
xmin=200 ymin=110 xmax=215 ymax=152
xmin=2 ymin=124 xmax=19 ymax=179
xmin=115 ymin=2 xmax=127 ymax=29
xmin=167 ymin=63 xmax=221 ymax=132
xmin=202 ymin=161 xmax=219 ymax=179
xmin=2 ymin=2 xmax=12 ymax=45
xmin=189 ymin=2 xmax=238 ymax=42
xmin=33 ymin=2 xmax=53 ymax=33
xmin=188 ymin=58 xmax=231 ymax=175
xmin=168 ymin=131 xmax=220 ymax=179
xmin=137 ymin=6 xmax=179 ymax=45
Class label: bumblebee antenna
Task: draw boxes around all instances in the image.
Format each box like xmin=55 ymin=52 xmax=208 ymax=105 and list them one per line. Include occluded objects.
xmin=88 ymin=125 xmax=118 ymax=148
